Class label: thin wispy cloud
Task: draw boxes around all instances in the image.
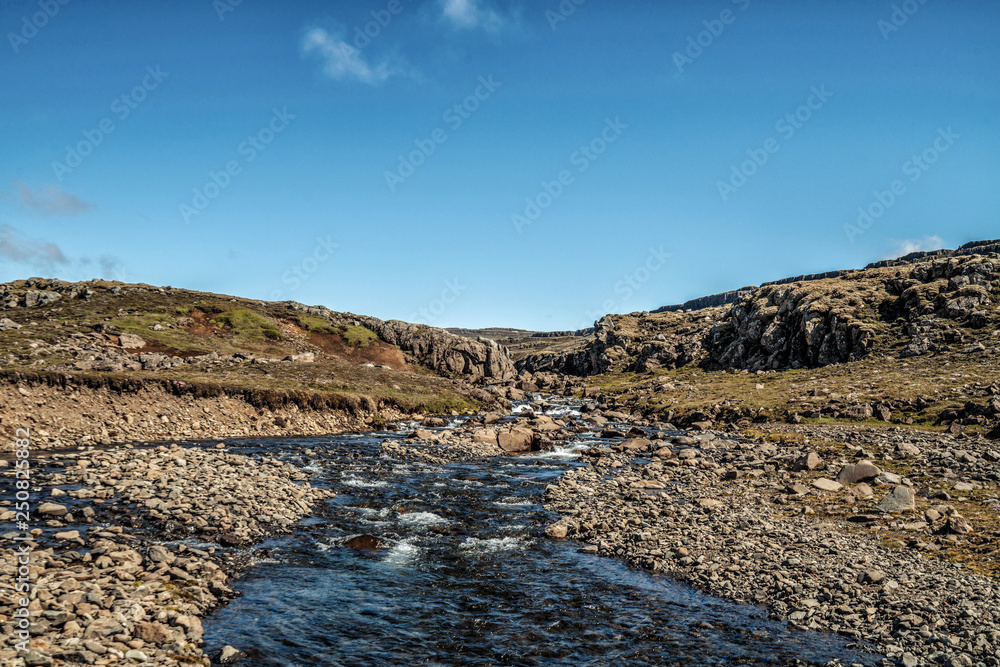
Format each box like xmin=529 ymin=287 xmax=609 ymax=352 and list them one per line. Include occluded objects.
xmin=884 ymin=235 xmax=946 ymax=259
xmin=1 ymin=225 xmax=129 ymax=279
xmin=8 ymin=181 xmax=96 ymax=216
xmin=0 ymin=224 xmax=68 ymax=272
xmin=301 ymin=28 xmax=394 ymax=84
xmin=440 ymin=0 xmax=506 ymax=31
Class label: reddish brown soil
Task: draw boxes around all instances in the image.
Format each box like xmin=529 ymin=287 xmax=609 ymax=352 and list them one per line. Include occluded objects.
xmin=180 ymin=309 xmax=223 ymax=337
xmin=308 ymin=332 xmax=408 ymax=371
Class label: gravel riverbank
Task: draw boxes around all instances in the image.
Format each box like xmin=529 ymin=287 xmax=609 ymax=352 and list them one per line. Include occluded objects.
xmin=542 ymin=425 xmax=1000 ymax=667
xmin=1 ymin=442 xmax=334 ymax=666
xmin=4 ymin=400 xmax=999 ymax=667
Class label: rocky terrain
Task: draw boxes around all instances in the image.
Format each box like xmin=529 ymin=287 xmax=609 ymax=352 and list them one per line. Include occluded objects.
xmin=537 ymin=416 xmax=1000 ymax=667
xmin=512 ymin=240 xmax=1000 ymax=434
xmin=1 ymin=441 xmax=335 ymax=666
xmin=2 ymin=240 xmax=1000 ymax=666
xmin=0 ymin=278 xmax=520 ymax=446
xmin=520 ymin=240 xmax=1000 ymax=378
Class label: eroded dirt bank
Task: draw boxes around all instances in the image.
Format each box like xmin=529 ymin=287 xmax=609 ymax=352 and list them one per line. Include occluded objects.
xmin=0 ymin=373 xmax=413 ymax=450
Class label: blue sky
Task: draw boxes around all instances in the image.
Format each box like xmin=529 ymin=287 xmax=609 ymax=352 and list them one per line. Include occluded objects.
xmin=1 ymin=0 xmax=997 ymax=330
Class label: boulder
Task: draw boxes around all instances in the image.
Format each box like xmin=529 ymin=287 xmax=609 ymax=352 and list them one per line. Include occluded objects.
xmin=37 ymin=502 xmax=68 ymax=516
xmin=836 ymin=460 xmax=882 ymax=484
xmin=134 ymin=621 xmax=177 ymax=645
xmin=875 ymin=486 xmax=916 ymax=513
xmin=147 ymin=545 xmax=175 ymax=564
xmin=219 ymin=646 xmax=247 ymax=664
xmin=344 ymin=535 xmax=385 ymax=550
xmin=619 ymin=438 xmax=651 ymax=452
xmin=545 ymin=523 xmax=569 ymax=539
xmin=471 ymin=431 xmax=498 ymax=445
xmin=118 ymin=332 xmax=146 ymax=348
xmin=498 ymin=428 xmax=535 ymax=453
xmin=24 ymin=290 xmax=61 ymax=308
xmin=812 ymin=478 xmax=843 ymax=492
xmin=793 ymin=451 xmax=822 ymax=471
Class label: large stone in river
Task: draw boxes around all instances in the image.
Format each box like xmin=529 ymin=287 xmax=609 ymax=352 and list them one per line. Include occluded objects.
xmin=344 ymin=535 xmax=386 ymax=550
xmin=498 ymin=427 xmax=534 ymax=453
xmin=545 ymin=523 xmax=569 ymax=539
xmin=38 ymin=502 xmax=67 ymax=516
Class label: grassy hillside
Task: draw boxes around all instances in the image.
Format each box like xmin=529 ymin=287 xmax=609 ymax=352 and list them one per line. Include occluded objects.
xmin=0 ymin=278 xmax=484 ymax=414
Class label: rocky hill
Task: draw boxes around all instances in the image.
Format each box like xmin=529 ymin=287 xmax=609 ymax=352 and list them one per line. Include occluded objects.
xmin=0 ymin=278 xmax=517 ymax=445
xmin=520 ymin=239 xmax=1000 ymax=376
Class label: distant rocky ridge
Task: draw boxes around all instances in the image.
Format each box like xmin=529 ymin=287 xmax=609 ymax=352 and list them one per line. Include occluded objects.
xmin=519 ymin=239 xmax=1000 ymax=376
xmin=653 ymin=240 xmax=1000 ymax=315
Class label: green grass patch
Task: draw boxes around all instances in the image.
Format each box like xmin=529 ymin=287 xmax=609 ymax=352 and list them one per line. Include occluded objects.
xmin=297 ymin=313 xmax=338 ymax=335
xmin=341 ymin=324 xmax=377 ymax=347
xmin=215 ymin=308 xmax=282 ymax=341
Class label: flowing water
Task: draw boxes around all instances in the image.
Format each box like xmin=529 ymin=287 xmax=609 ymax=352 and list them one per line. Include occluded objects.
xmin=200 ymin=404 xmax=882 ymax=666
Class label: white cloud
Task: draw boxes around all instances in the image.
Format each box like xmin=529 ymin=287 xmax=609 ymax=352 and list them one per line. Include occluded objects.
xmin=301 ymin=28 xmax=394 ymax=84
xmin=4 ymin=181 xmax=95 ymax=216
xmin=883 ymin=235 xmax=946 ymax=259
xmin=440 ymin=0 xmax=505 ymax=31
xmin=0 ymin=224 xmax=68 ymax=272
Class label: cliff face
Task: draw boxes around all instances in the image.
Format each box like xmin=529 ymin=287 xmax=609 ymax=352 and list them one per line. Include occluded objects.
xmin=707 ymin=252 xmax=998 ymax=370
xmin=519 ymin=308 xmax=723 ymax=375
xmin=704 ymin=277 xmax=880 ymax=370
xmin=518 ymin=241 xmax=1000 ymax=376
xmin=353 ymin=316 xmax=517 ymax=382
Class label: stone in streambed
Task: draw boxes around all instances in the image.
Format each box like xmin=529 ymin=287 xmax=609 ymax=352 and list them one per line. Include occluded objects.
xmin=498 ymin=428 xmax=534 ymax=453
xmin=23 ymin=652 xmax=53 ymax=667
xmin=619 ymin=438 xmax=651 ymax=452
xmin=344 ymin=535 xmax=386 ymax=550
xmin=545 ymin=523 xmax=569 ymax=539
xmin=38 ymin=502 xmax=67 ymax=516
xmin=219 ymin=646 xmax=247 ymax=663
xmin=472 ymin=431 xmax=498 ymax=445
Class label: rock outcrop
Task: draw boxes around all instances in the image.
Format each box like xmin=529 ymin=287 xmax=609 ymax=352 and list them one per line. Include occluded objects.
xmin=519 ymin=239 xmax=1000 ymax=376
xmin=519 ymin=308 xmax=723 ymax=376
xmin=704 ymin=276 xmax=880 ymax=370
xmin=353 ymin=316 xmax=516 ymax=382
